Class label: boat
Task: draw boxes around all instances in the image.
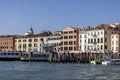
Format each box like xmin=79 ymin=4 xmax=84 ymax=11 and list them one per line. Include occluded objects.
xmin=102 ymin=60 xmax=112 ymax=65
xmin=90 ymin=60 xmax=96 ymax=64
xmin=20 ymin=52 xmax=49 ymax=61
xmin=0 ymin=51 xmax=22 ymax=61
xmin=111 ymin=59 xmax=120 ymax=65
xmin=102 ymin=59 xmax=120 ymax=65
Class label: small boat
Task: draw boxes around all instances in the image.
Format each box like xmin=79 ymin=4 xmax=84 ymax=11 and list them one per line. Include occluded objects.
xmin=111 ymin=59 xmax=120 ymax=65
xmin=102 ymin=60 xmax=112 ymax=65
xmin=0 ymin=51 xmax=22 ymax=61
xmin=90 ymin=60 xmax=96 ymax=64
xmin=20 ymin=52 xmax=49 ymax=61
xmin=102 ymin=59 xmax=120 ymax=65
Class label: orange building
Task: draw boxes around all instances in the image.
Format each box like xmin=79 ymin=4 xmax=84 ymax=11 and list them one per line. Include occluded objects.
xmin=61 ymin=27 xmax=80 ymax=52
xmin=0 ymin=35 xmax=19 ymax=51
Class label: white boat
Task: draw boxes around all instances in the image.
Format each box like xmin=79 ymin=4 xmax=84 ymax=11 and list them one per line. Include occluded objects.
xmin=111 ymin=59 xmax=120 ymax=65
xmin=102 ymin=59 xmax=120 ymax=65
xmin=90 ymin=60 xmax=96 ymax=64
xmin=102 ymin=60 xmax=112 ymax=65
xmin=20 ymin=52 xmax=49 ymax=61
xmin=0 ymin=51 xmax=22 ymax=61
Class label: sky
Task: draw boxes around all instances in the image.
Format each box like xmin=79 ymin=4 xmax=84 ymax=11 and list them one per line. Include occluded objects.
xmin=0 ymin=0 xmax=120 ymax=35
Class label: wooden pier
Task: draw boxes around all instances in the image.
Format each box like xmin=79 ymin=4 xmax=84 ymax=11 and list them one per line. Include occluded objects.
xmin=49 ymin=51 xmax=104 ymax=63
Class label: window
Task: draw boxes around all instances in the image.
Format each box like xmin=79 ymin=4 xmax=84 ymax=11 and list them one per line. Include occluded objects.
xmin=85 ymin=40 xmax=86 ymax=43
xmin=69 ymin=36 xmax=73 ymax=39
xmin=105 ymin=45 xmax=107 ymax=49
xmin=18 ymin=40 xmax=21 ymax=42
xmin=80 ymin=35 xmax=82 ymax=38
xmin=88 ymin=46 xmax=89 ymax=50
xmin=69 ymin=47 xmax=73 ymax=50
xmin=94 ymin=39 xmax=96 ymax=43
xmin=64 ymin=36 xmax=68 ymax=39
xmin=116 ymin=36 xmax=118 ymax=38
xmin=64 ymin=47 xmax=68 ymax=50
xmin=59 ymin=43 xmax=61 ymax=46
xmin=88 ymin=39 xmax=90 ymax=43
xmin=64 ymin=31 xmax=68 ymax=34
xmin=74 ymin=30 xmax=76 ymax=33
xmin=69 ymin=41 xmax=73 ymax=45
xmin=15 ymin=40 xmax=17 ymax=42
xmin=112 ymin=47 xmax=114 ymax=51
xmin=101 ymin=38 xmax=103 ymax=43
xmin=74 ymin=41 xmax=76 ymax=45
xmin=98 ymin=32 xmax=99 ymax=36
xmin=18 ymin=44 xmax=21 ymax=48
xmin=91 ymin=32 xmax=93 ymax=36
xmin=101 ymin=31 xmax=103 ymax=35
xmin=112 ymin=36 xmax=114 ymax=38
xmin=97 ymin=38 xmax=99 ymax=43
xmin=74 ymin=47 xmax=76 ymax=50
xmin=64 ymin=42 xmax=68 ymax=45
xmin=16 ymin=53 xmax=18 ymax=55
xmin=80 ymin=40 xmax=82 ymax=43
xmin=23 ymin=40 xmax=26 ymax=42
xmin=34 ymin=44 xmax=38 ymax=47
xmin=101 ymin=45 xmax=103 ymax=50
xmin=28 ymin=44 xmax=32 ymax=47
xmin=84 ymin=46 xmax=86 ymax=49
xmin=105 ymin=38 xmax=107 ymax=42
xmin=79 ymin=46 xmax=81 ymax=50
xmin=74 ymin=36 xmax=76 ymax=38
xmin=34 ymin=39 xmax=38 ymax=42
xmin=116 ymin=47 xmax=118 ymax=51
xmin=88 ymin=33 xmax=90 ymax=36
xmin=8 ymin=53 xmax=10 ymax=55
xmin=116 ymin=41 xmax=118 ymax=45
xmin=29 ymin=39 xmax=32 ymax=42
xmin=23 ymin=44 xmax=26 ymax=48
xmin=69 ymin=31 xmax=73 ymax=33
xmin=91 ymin=39 xmax=93 ymax=43
xmin=112 ymin=41 xmax=114 ymax=45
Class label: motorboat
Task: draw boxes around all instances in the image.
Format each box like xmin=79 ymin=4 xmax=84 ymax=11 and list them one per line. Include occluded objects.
xmin=111 ymin=59 xmax=120 ymax=65
xmin=102 ymin=59 xmax=120 ymax=65
xmin=102 ymin=60 xmax=112 ymax=65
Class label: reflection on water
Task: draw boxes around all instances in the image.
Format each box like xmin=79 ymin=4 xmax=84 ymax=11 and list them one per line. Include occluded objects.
xmin=0 ymin=61 xmax=120 ymax=80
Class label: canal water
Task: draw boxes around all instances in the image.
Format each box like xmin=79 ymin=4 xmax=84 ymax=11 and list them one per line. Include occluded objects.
xmin=0 ymin=61 xmax=120 ymax=80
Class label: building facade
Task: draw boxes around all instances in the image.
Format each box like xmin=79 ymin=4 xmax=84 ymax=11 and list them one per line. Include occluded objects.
xmin=16 ymin=36 xmax=39 ymax=52
xmin=45 ymin=32 xmax=61 ymax=52
xmin=79 ymin=29 xmax=113 ymax=53
xmin=15 ymin=31 xmax=61 ymax=52
xmin=61 ymin=27 xmax=80 ymax=52
xmin=111 ymin=33 xmax=120 ymax=53
xmin=0 ymin=35 xmax=18 ymax=51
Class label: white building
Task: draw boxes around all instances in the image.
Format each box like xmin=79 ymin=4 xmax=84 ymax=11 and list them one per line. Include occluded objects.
xmin=46 ymin=34 xmax=61 ymax=52
xmin=111 ymin=33 xmax=120 ymax=53
xmin=79 ymin=29 xmax=112 ymax=53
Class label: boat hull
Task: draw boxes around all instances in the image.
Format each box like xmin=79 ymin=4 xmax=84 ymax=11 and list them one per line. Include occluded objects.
xmin=0 ymin=58 xmax=20 ymax=61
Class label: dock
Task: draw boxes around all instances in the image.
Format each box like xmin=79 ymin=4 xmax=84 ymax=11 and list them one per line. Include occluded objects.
xmin=49 ymin=51 xmax=104 ymax=63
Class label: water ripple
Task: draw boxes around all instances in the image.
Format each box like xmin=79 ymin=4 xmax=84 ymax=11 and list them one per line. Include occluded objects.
xmin=0 ymin=62 xmax=119 ymax=80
